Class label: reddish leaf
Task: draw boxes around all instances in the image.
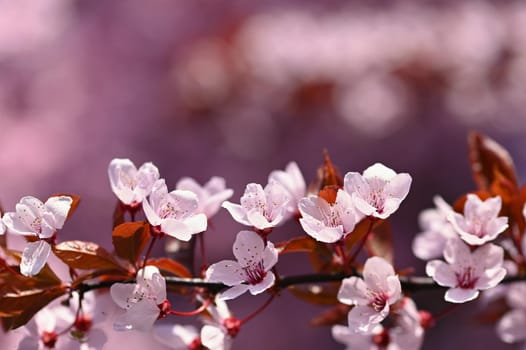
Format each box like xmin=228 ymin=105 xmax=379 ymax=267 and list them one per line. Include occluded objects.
xmin=468 ymin=132 xmax=518 ymax=192
xmin=146 ymin=258 xmax=192 ymax=278
xmin=53 ymin=241 xmax=125 ymax=271
xmin=452 ymin=191 xmax=491 ymax=213
xmin=365 ymin=220 xmax=394 ymax=263
xmin=318 ymin=186 xmax=339 ymax=205
xmin=308 ymin=150 xmax=343 ymax=194
xmin=310 ymin=304 xmax=351 ymax=326
xmin=288 ymin=283 xmax=340 ymax=305
xmin=4 ymin=250 xmax=62 ymax=289
xmin=276 ymin=236 xmax=317 ymax=254
xmin=0 ymin=286 xmax=67 ymax=330
xmin=52 ymin=193 xmax=80 ymax=219
xmin=308 ymin=242 xmax=339 ymax=274
xmin=112 ymin=222 xmax=150 ymax=265
xmin=344 ymin=218 xmax=377 ymax=252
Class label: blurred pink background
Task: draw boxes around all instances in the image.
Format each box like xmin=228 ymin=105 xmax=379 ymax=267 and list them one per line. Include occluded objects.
xmin=2 ymin=1 xmax=526 ymax=349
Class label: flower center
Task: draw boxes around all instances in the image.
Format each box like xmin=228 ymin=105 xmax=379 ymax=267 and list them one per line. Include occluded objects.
xmin=372 ymin=328 xmax=390 ymax=348
xmin=456 ymin=267 xmax=478 ymax=289
xmin=223 ymin=317 xmax=241 ymax=337
xmin=188 ymin=338 xmax=205 ymax=350
xmin=30 ymin=217 xmax=43 ymax=234
xmin=243 ymin=260 xmax=267 ymax=285
xmin=74 ymin=314 xmax=93 ymax=333
xmin=41 ymin=331 xmax=58 ymax=349
xmin=369 ymin=291 xmax=389 ymax=312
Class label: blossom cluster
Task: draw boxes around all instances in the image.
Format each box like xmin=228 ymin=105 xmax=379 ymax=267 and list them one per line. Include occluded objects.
xmin=1 ymin=133 xmax=525 ymax=350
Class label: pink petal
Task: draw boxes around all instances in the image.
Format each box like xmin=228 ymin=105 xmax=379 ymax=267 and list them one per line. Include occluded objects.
xmin=428 ymin=261 xmax=456 ymax=288
xmin=154 ymin=324 xmax=199 ymax=349
xmin=222 ymin=202 xmax=250 ymax=226
xmin=445 ymin=287 xmax=479 ymax=303
xmin=142 ymin=197 xmax=161 ymax=226
xmin=337 ymin=276 xmax=369 ymax=306
xmin=262 ymin=241 xmax=279 ymax=271
xmin=347 ymin=305 xmax=386 ymax=333
xmin=206 ymin=260 xmax=245 ymax=286
xmin=218 ymin=284 xmax=249 ymax=300
xmin=387 ymin=173 xmax=412 ymax=200
xmin=362 ymin=163 xmax=397 ymax=181
xmin=232 ymin=230 xmax=264 ymax=267
xmin=247 ymin=272 xmax=275 ymax=295
xmin=201 ymin=325 xmax=228 ymax=350
xmin=363 ymin=257 xmax=396 ymax=292
xmin=497 ymin=309 xmax=526 ymax=343
xmin=113 ymin=300 xmax=159 ymax=331
xmin=44 ymin=195 xmax=73 ymax=229
xmin=20 ymin=240 xmax=51 ymax=277
xmin=110 ymin=283 xmax=138 ymax=309
xmin=246 ymin=210 xmax=272 ymax=230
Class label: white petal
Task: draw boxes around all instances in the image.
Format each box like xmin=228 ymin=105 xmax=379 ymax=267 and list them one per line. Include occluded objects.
xmin=337 ymin=277 xmax=369 ymax=306
xmin=154 ymin=324 xmax=199 ymax=349
xmin=363 ymin=163 xmax=397 ymax=181
xmin=363 ymin=257 xmax=396 ymax=293
xmin=246 ymin=210 xmax=272 ymax=230
xmin=507 ymin=282 xmax=526 ymax=310
xmin=110 ymin=283 xmax=138 ymax=309
xmin=222 ymin=202 xmax=250 ymax=226
xmin=160 ymin=219 xmax=193 ymax=241
xmin=428 ymin=261 xmax=456 ymax=288
xmin=2 ymin=212 xmax=34 ymax=236
xmin=169 ymin=190 xmax=199 ymax=214
xmin=205 ymin=260 xmax=245 ymax=286
xmin=386 ymin=173 xmax=412 ymax=200
xmin=44 ymin=196 xmax=73 ymax=229
xmin=247 ymin=272 xmax=275 ymax=295
xmin=218 ymin=284 xmax=249 ymax=300
xmin=201 ymin=325 xmax=227 ymax=350
xmin=113 ymin=300 xmax=159 ymax=331
xmin=352 ymin=194 xmax=376 ymax=217
xmin=108 ymin=159 xmax=138 ymax=204
xmin=142 ymin=197 xmax=162 ymax=226
xmin=20 ymin=240 xmax=51 ymax=277
xmin=182 ymin=214 xmax=208 ymax=234
xmin=444 ymin=288 xmax=479 ymax=303
xmin=412 ymin=230 xmax=448 ymax=260
xmin=347 ymin=305 xmax=386 ymax=333
xmin=262 ymin=241 xmax=279 ymax=271
xmin=232 ymin=230 xmax=264 ymax=267
xmin=476 ymin=267 xmax=506 ymax=290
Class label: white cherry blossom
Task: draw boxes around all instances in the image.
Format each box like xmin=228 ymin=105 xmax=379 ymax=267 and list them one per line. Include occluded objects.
xmin=205 ymin=230 xmax=278 ymax=300
xmin=337 ymin=256 xmax=402 ymax=333
xmin=201 ymin=298 xmax=234 ymax=350
xmin=412 ymin=196 xmax=457 ymax=260
xmin=222 ymin=182 xmax=289 ymax=231
xmin=344 ymin=163 xmax=412 ymax=219
xmin=449 ymin=194 xmax=508 ymax=246
xmin=176 ymin=176 xmax=233 ymax=219
xmin=298 ymin=190 xmax=358 ymax=243
xmin=17 ymin=305 xmax=64 ymax=350
xmin=496 ymin=282 xmax=526 ymax=344
xmin=426 ymin=238 xmax=506 ymax=303
xmin=268 ymin=161 xmax=306 ymax=218
xmin=2 ymin=195 xmax=72 ymax=277
xmin=108 ymin=158 xmax=160 ymax=206
xmin=143 ymin=179 xmax=207 ymax=241
xmin=110 ymin=266 xmax=167 ymax=331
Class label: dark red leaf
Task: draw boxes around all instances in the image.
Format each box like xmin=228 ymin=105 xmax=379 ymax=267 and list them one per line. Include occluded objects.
xmin=146 ymin=258 xmax=192 ymax=278
xmin=112 ymin=222 xmax=150 ymax=265
xmin=113 ymin=201 xmax=126 ymax=229
xmin=310 ymin=304 xmax=351 ymax=326
xmin=276 ymin=236 xmax=317 ymax=254
xmin=53 ymin=241 xmax=125 ymax=271
xmin=365 ymin=220 xmax=394 ymax=263
xmin=288 ymin=283 xmax=340 ymax=305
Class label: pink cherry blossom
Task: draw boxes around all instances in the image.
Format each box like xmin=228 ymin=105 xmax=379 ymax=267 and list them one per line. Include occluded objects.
xmin=449 ymin=194 xmax=508 ymax=246
xmin=110 ymin=266 xmax=167 ymax=331
xmin=337 ymin=256 xmax=402 ymax=333
xmin=17 ymin=305 xmax=64 ymax=350
xmin=412 ymin=196 xmax=457 ymax=260
xmin=108 ymin=158 xmax=160 ymax=206
xmin=176 ymin=176 xmax=233 ymax=219
xmin=496 ymin=282 xmax=526 ymax=344
xmin=142 ymin=179 xmax=207 ymax=241
xmin=268 ymin=161 xmax=306 ymax=218
xmin=2 ymin=195 xmax=72 ymax=276
xmin=222 ymin=182 xmax=289 ymax=231
xmin=332 ymin=298 xmax=424 ymax=350
xmin=344 ymin=163 xmax=412 ymax=219
xmin=298 ymin=190 xmax=358 ymax=243
xmin=426 ymin=238 xmax=506 ymax=303
xmin=201 ymin=298 xmax=234 ymax=350
xmin=205 ymin=230 xmax=278 ymax=300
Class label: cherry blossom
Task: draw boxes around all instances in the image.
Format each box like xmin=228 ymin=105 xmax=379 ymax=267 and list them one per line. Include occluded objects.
xmin=201 ymin=298 xmax=234 ymax=350
xmin=205 ymin=230 xmax=278 ymax=300
xmin=344 ymin=163 xmax=412 ymax=219
xmin=268 ymin=161 xmax=306 ymax=218
xmin=222 ymin=182 xmax=290 ymax=231
xmin=154 ymin=324 xmax=201 ymax=350
xmin=110 ymin=266 xmax=167 ymax=331
xmin=412 ymin=196 xmax=457 ymax=260
xmin=332 ymin=298 xmax=424 ymax=350
xmin=2 ymin=195 xmax=72 ymax=276
xmin=176 ymin=176 xmax=234 ymax=219
xmin=449 ymin=194 xmax=508 ymax=246
xmin=298 ymin=190 xmax=358 ymax=243
xmin=337 ymin=256 xmax=402 ymax=333
xmin=496 ymin=282 xmax=526 ymax=344
xmin=142 ymin=179 xmax=207 ymax=241
xmin=426 ymin=238 xmax=506 ymax=303
xmin=108 ymin=158 xmax=160 ymax=207
xmin=17 ymin=305 xmax=65 ymax=350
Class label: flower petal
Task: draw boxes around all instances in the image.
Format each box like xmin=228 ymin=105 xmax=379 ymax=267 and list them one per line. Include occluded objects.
xmin=497 ymin=309 xmax=526 ymax=343
xmin=445 ymin=287 xmax=479 ymax=303
xmin=262 ymin=241 xmax=278 ymax=271
xmin=337 ymin=276 xmax=369 ymax=306
xmin=347 ymin=305 xmax=385 ymax=333
xmin=20 ymin=240 xmax=51 ymax=277
xmin=206 ymin=260 xmax=245 ymax=286
xmin=218 ymin=284 xmax=249 ymax=300
xmin=232 ymin=230 xmax=264 ymax=267
xmin=247 ymin=272 xmax=275 ymax=295
xmin=113 ymin=300 xmax=159 ymax=331
xmin=201 ymin=325 xmax=228 ymax=350
xmin=222 ymin=202 xmax=250 ymax=226
xmin=44 ymin=196 xmax=73 ymax=229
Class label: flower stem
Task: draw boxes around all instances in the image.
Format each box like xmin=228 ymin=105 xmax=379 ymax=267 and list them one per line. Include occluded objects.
xmin=142 ymin=236 xmax=158 ymax=269
xmin=169 ymin=298 xmax=211 ymax=316
xmin=240 ymin=294 xmax=275 ymax=325
xmin=432 ymin=303 xmax=461 ymax=322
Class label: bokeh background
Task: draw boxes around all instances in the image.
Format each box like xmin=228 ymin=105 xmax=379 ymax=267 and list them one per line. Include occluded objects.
xmin=2 ymin=0 xmax=526 ymax=349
